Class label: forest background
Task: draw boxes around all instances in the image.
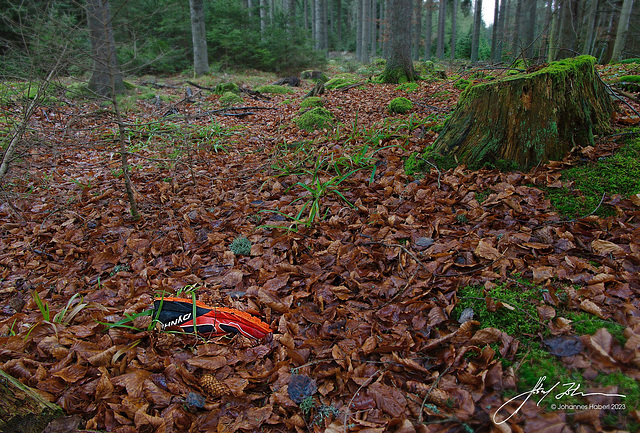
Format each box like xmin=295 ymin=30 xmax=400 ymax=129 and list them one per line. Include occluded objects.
xmin=1 ymin=0 xmax=639 ymax=80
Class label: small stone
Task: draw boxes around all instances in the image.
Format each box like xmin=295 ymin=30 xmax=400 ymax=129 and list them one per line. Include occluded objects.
xmin=415 ymin=237 xmax=434 ymax=248
xmin=288 ymin=374 xmax=317 ymax=404
xmin=186 ymin=392 xmax=206 ymax=410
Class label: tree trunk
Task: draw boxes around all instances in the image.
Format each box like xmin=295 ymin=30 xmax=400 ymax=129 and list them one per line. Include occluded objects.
xmin=0 ymin=369 xmax=63 ymax=433
xmin=413 ymin=0 xmax=422 ymax=59
xmin=581 ymin=0 xmax=598 ymax=55
xmin=86 ymin=0 xmax=124 ymax=97
xmin=436 ymin=0 xmax=446 ymax=58
xmin=555 ymin=0 xmax=578 ymax=59
xmin=492 ymin=0 xmax=508 ymax=62
xmin=490 ymin=0 xmax=500 ymax=61
xmin=451 ymin=0 xmax=458 ymax=59
xmin=611 ymin=0 xmax=634 ymax=62
xmin=425 ymin=0 xmax=433 ymax=59
xmin=260 ymin=0 xmax=268 ymax=33
xmin=523 ymin=0 xmax=537 ymax=58
xmin=511 ymin=0 xmax=524 ymax=57
xmin=471 ymin=0 xmax=483 ymax=62
xmin=381 ymin=0 xmax=416 ymax=82
xmin=362 ymin=0 xmax=371 ymax=62
xmin=431 ymin=56 xmax=614 ymax=170
xmin=189 ymin=0 xmax=209 ymax=76
xmin=356 ymin=0 xmax=363 ymax=57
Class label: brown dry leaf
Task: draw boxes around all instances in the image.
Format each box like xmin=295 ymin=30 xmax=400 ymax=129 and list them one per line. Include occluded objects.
xmin=591 ymin=239 xmax=623 ymax=256
xmin=368 ymin=382 xmax=407 ymax=417
xmin=474 ymin=240 xmax=502 ymax=261
xmin=580 ymin=299 xmax=605 ymax=319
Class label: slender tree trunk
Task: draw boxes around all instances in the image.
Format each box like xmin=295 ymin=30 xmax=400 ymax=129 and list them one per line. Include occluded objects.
xmin=357 ymin=0 xmax=363 ymax=58
xmin=86 ymin=0 xmax=124 ymax=96
xmin=413 ymin=0 xmax=422 ymax=59
xmin=539 ymin=0 xmax=553 ymax=58
xmin=371 ymin=0 xmax=378 ymax=57
xmin=511 ymin=0 xmax=524 ymax=56
xmin=490 ymin=0 xmax=500 ymax=61
xmin=436 ymin=0 xmax=446 ymax=58
xmin=451 ymin=0 xmax=458 ymax=59
xmin=611 ymin=0 xmax=634 ymax=62
xmin=581 ymin=0 xmax=597 ymax=54
xmin=381 ymin=0 xmax=416 ymax=81
xmin=556 ymin=0 xmax=578 ymax=59
xmin=425 ymin=0 xmax=433 ymax=59
xmin=337 ymin=0 xmax=342 ymax=47
xmin=189 ymin=0 xmax=209 ymax=76
xmin=362 ymin=0 xmax=371 ymax=62
xmin=547 ymin=0 xmax=560 ymax=60
xmin=471 ymin=0 xmax=483 ymax=62
xmin=260 ymin=0 xmax=267 ymax=33
xmin=523 ymin=0 xmax=537 ymax=58
xmin=492 ymin=0 xmax=508 ymax=62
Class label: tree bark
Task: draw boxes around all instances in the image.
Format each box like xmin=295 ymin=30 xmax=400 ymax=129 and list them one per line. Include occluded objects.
xmin=611 ymin=0 xmax=634 ymax=62
xmin=471 ymin=0 xmax=483 ymax=62
xmin=492 ymin=0 xmax=508 ymax=62
xmin=0 ymin=369 xmax=63 ymax=433
xmin=581 ymin=0 xmax=599 ymax=55
xmin=381 ymin=0 xmax=416 ymax=82
xmin=362 ymin=0 xmax=371 ymax=62
xmin=436 ymin=0 xmax=446 ymax=58
xmin=555 ymin=0 xmax=578 ymax=59
xmin=523 ymin=0 xmax=537 ymax=58
xmin=451 ymin=0 xmax=458 ymax=59
xmin=86 ymin=0 xmax=124 ymax=97
xmin=432 ymin=56 xmax=614 ymax=170
xmin=189 ymin=0 xmax=209 ymax=76
xmin=424 ymin=0 xmax=433 ymax=59
xmin=413 ymin=0 xmax=423 ymax=59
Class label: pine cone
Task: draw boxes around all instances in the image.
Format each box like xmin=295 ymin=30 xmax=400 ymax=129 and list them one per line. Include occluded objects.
xmin=406 ymin=380 xmax=451 ymax=406
xmin=200 ymin=373 xmax=229 ymax=397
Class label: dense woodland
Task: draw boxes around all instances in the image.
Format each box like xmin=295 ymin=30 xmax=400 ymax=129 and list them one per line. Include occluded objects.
xmin=1 ymin=0 xmax=639 ymax=78
xmin=1 ymin=1 xmax=640 ymax=433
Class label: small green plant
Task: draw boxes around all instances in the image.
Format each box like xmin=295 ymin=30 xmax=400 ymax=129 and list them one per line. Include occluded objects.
xmin=300 ymin=96 xmax=323 ymax=109
xmin=616 ymin=75 xmax=640 ymax=92
xmin=230 ymin=236 xmax=252 ymax=255
xmin=52 ymin=293 xmax=87 ymax=325
xmin=324 ymin=73 xmax=362 ymax=90
xmin=299 ymin=396 xmax=315 ymax=416
xmin=294 ymin=107 xmax=334 ymax=132
xmin=219 ymin=91 xmax=243 ymax=107
xmin=546 ymin=136 xmax=640 ymax=217
xmin=454 ymin=78 xmax=471 ymax=90
xmin=214 ymin=82 xmax=239 ymax=94
xmin=254 ymin=85 xmax=294 ymax=94
xmin=395 ymin=82 xmax=419 ymax=93
xmin=387 ymin=97 xmax=413 ymax=114
xmin=32 ymin=290 xmax=50 ymax=321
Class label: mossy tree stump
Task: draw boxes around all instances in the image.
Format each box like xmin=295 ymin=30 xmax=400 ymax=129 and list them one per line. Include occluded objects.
xmin=432 ymin=56 xmax=615 ymax=170
xmin=0 ymin=369 xmax=63 ymax=433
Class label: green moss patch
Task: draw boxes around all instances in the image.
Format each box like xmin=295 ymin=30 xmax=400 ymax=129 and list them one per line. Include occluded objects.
xmin=617 ymin=75 xmax=640 ymax=92
xmin=324 ymin=73 xmax=362 ymax=90
xmin=387 ymin=97 xmax=413 ymax=114
xmin=395 ymin=82 xmax=419 ymax=93
xmin=219 ymin=91 xmax=243 ymax=107
xmin=254 ymin=84 xmax=294 ymax=94
xmin=300 ymin=97 xmax=323 ymax=109
xmin=215 ymin=82 xmax=239 ymax=95
xmin=546 ymin=136 xmax=640 ymax=217
xmin=294 ymin=107 xmax=334 ymax=132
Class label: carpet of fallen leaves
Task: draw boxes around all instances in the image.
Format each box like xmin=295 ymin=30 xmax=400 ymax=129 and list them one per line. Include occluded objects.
xmin=1 ymin=67 xmax=640 ymax=433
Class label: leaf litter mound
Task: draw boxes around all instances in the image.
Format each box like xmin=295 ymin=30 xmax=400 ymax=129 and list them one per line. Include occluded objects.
xmin=1 ymin=73 xmax=640 ymax=433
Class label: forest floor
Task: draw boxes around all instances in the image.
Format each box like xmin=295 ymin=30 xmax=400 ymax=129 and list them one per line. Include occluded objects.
xmin=1 ymin=59 xmax=640 ymax=433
